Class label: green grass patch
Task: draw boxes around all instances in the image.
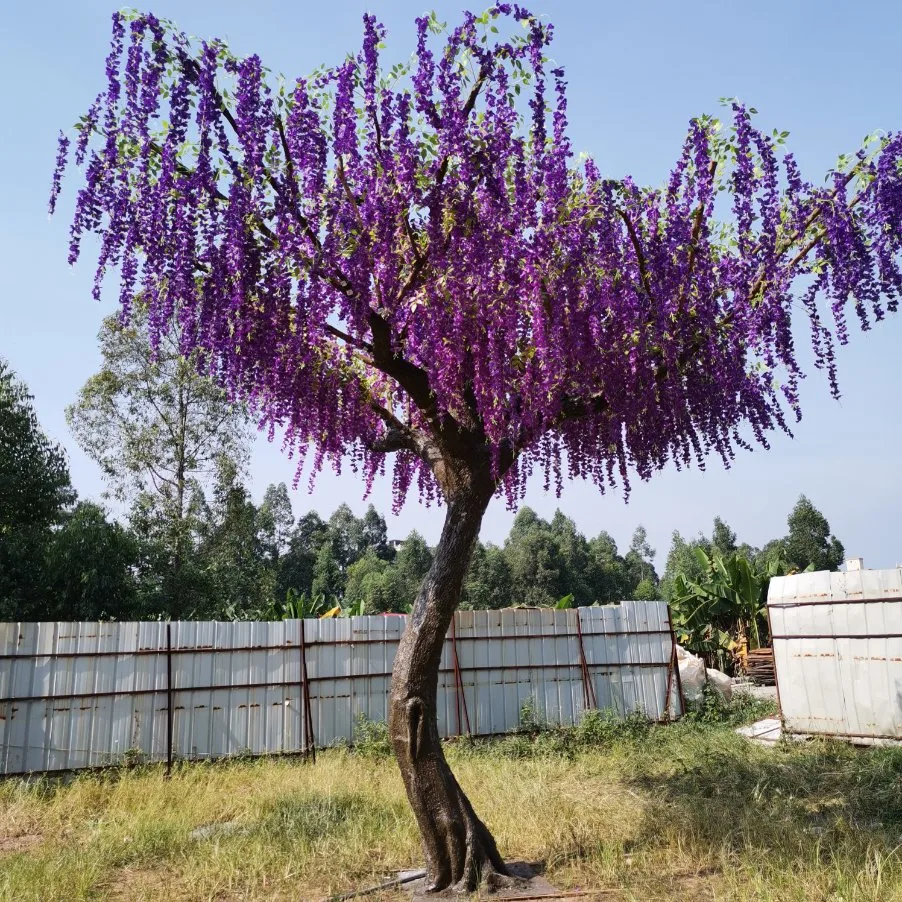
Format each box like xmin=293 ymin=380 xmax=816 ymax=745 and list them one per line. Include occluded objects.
xmin=0 ymin=696 xmax=899 ymax=901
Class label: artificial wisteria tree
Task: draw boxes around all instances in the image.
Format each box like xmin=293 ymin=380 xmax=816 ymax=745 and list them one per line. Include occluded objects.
xmin=52 ymin=6 xmax=901 ymax=891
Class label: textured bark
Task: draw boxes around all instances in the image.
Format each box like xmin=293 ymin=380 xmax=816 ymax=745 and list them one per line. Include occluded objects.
xmin=389 ymin=475 xmax=511 ymax=893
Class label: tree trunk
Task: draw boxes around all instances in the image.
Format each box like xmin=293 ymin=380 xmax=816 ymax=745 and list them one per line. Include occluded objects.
xmin=389 ymin=480 xmax=511 ymax=894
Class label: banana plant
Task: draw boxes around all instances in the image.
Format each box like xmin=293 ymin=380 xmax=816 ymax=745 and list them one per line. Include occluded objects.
xmin=670 ymin=548 xmax=790 ymax=672
xmin=341 ymin=598 xmax=367 ymax=618
xmin=262 ymin=588 xmax=332 ymax=621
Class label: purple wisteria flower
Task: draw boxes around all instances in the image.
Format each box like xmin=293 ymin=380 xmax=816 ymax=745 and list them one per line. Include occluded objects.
xmin=50 ymin=8 xmax=902 ymax=511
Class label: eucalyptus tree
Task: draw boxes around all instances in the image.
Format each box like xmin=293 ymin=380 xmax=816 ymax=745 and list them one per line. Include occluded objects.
xmin=52 ymin=6 xmax=901 ymax=891
xmin=67 ymin=303 xmax=250 ymax=616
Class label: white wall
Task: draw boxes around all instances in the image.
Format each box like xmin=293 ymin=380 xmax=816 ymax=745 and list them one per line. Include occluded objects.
xmin=0 ymin=601 xmax=680 ymax=775
xmin=769 ymin=568 xmax=902 ymax=743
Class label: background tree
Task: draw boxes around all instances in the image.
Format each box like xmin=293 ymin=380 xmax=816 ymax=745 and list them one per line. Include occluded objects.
xmin=379 ymin=531 xmax=435 ymax=613
xmin=67 ymin=304 xmax=251 ymax=617
xmin=660 ymin=529 xmax=710 ymax=602
xmin=549 ymin=512 xmax=594 ymax=604
xmin=276 ymin=511 xmax=329 ymax=600
xmin=711 ymin=517 xmax=738 ymax=555
xmin=624 ymin=526 xmax=659 ymax=591
xmin=196 ymin=458 xmax=270 ymax=617
xmin=782 ymin=495 xmax=845 ymax=572
xmin=585 ymin=531 xmax=633 ymax=603
xmin=257 ymin=482 xmax=295 ymax=570
xmin=343 ymin=550 xmax=391 ymax=613
xmin=504 ymin=509 xmax=568 ymax=606
xmin=0 ymin=360 xmax=76 ymax=618
xmin=310 ymin=540 xmax=345 ymax=603
xmin=462 ymin=542 xmax=512 ymax=609
xmin=360 ymin=505 xmax=394 ymax=562
xmin=44 ymin=501 xmax=138 ymax=620
xmin=54 ymin=6 xmax=901 ymax=891
xmin=632 ymin=576 xmax=660 ymax=601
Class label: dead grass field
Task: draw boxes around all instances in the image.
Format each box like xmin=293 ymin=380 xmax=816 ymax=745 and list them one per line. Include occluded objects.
xmin=1 ymin=700 xmax=901 ymax=901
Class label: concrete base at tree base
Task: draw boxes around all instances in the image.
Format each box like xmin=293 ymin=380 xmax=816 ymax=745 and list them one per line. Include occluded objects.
xmin=404 ymin=860 xmax=565 ymax=899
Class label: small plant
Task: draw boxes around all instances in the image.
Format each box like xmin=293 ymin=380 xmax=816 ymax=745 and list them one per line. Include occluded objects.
xmin=576 ymin=707 xmax=651 ymax=745
xmin=342 ymin=598 xmax=367 ymax=618
xmin=118 ymin=747 xmax=149 ymax=769
xmin=517 ymin=695 xmax=543 ymax=732
xmin=684 ymin=684 xmax=778 ymax=727
xmin=253 ymin=588 xmax=333 ymax=621
xmin=351 ymin=713 xmax=392 ymax=758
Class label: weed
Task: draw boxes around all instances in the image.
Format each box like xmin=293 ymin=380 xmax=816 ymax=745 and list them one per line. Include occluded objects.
xmin=577 ymin=707 xmax=653 ymax=744
xmin=517 ymin=695 xmax=542 ymax=732
xmin=260 ymin=792 xmax=371 ymax=843
xmin=351 ymin=713 xmax=392 ymax=758
xmin=684 ymin=684 xmax=778 ymax=726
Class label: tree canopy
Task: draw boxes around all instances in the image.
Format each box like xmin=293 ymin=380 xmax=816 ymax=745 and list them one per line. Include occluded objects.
xmin=777 ymin=494 xmax=845 ymax=572
xmin=51 ymin=7 xmax=902 ymax=512
xmin=67 ymin=303 xmax=251 ymax=616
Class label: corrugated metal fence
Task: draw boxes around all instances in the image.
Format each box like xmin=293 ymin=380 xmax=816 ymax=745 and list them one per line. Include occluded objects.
xmin=769 ymin=568 xmax=902 ymax=744
xmin=0 ymin=601 xmax=681 ymax=776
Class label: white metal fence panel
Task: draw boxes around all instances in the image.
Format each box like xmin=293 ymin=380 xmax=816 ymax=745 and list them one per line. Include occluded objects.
xmin=0 ymin=602 xmax=680 ymax=775
xmin=768 ymin=568 xmax=902 ymax=743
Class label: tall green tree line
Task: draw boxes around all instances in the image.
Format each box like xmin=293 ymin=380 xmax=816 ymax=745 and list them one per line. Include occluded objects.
xmin=1 ymin=342 xmax=847 ymax=621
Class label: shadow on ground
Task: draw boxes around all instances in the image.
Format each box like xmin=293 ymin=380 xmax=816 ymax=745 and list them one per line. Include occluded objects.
xmin=625 ymin=730 xmax=902 ymax=872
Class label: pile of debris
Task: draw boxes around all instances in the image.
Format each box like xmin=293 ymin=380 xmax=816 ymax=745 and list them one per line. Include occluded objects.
xmin=676 ymin=645 xmax=732 ymax=704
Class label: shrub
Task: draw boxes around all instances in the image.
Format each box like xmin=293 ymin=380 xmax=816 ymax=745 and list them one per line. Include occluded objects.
xmin=351 ymin=713 xmax=392 ymax=758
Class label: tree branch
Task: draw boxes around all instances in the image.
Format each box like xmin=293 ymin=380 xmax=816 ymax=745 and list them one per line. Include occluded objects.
xmin=394 ymin=70 xmax=489 ymax=309
xmin=367 ymin=427 xmax=417 ymax=455
xmin=616 ymin=207 xmax=657 ymax=308
xmin=336 ymin=155 xmax=367 ymax=235
xmin=323 ymin=322 xmax=374 ymax=354
xmin=167 ymin=51 xmax=486 ymax=462
xmin=678 ymin=160 xmax=717 ymax=313
xmin=274 ymin=113 xmax=327 ymax=257
xmin=745 ymin=164 xmax=865 ymax=304
xmin=434 ymin=72 xmax=487 ymax=189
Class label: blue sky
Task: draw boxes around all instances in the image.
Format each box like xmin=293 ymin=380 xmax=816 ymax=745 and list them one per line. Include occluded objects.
xmin=1 ymin=1 xmax=900 ymax=568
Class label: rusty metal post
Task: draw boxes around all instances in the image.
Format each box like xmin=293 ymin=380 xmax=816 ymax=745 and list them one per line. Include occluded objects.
xmin=451 ymin=616 xmax=462 ymax=736
xmin=574 ymin=608 xmax=598 ymax=711
xmin=299 ymin=618 xmax=315 ymax=763
xmin=449 ymin=614 xmax=472 ymax=736
xmin=165 ymin=622 xmax=173 ymax=777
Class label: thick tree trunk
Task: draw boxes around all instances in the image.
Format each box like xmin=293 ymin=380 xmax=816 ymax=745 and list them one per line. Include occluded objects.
xmin=389 ymin=481 xmax=510 ymax=893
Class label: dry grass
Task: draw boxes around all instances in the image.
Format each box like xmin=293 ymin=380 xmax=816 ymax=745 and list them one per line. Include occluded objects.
xmin=1 ymin=704 xmax=901 ymax=901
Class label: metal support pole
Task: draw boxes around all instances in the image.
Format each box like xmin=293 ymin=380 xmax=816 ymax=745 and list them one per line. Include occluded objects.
xmin=165 ymin=622 xmax=173 ymax=777
xmin=574 ymin=609 xmax=598 ymax=711
xmin=300 ymin=619 xmax=316 ymax=763
xmin=765 ymin=602 xmax=783 ymax=720
xmin=449 ymin=615 xmax=472 ymax=736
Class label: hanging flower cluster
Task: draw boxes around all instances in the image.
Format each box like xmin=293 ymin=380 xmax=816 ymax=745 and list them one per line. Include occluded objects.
xmin=52 ymin=7 xmax=902 ymax=509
